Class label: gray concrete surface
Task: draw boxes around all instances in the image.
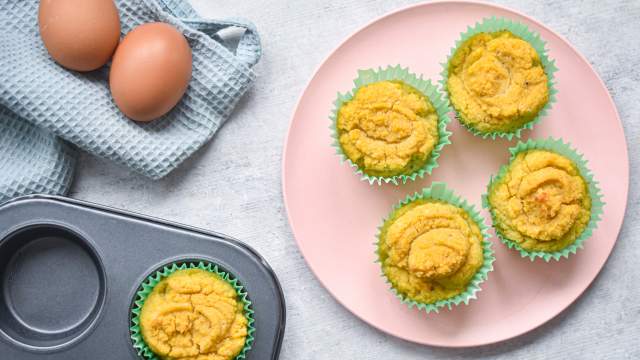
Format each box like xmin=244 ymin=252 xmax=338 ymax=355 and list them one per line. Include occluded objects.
xmin=71 ymin=1 xmax=640 ymax=358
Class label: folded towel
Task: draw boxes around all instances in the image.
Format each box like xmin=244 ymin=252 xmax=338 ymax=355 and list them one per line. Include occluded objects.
xmin=0 ymin=0 xmax=261 ymax=203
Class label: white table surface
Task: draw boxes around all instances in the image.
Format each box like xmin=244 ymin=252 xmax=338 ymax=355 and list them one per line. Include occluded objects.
xmin=71 ymin=1 xmax=640 ymax=358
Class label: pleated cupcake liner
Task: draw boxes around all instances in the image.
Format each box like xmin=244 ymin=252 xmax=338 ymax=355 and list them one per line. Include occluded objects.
xmin=482 ymin=137 xmax=605 ymax=261
xmin=376 ymin=182 xmax=495 ymax=313
xmin=330 ymin=65 xmax=452 ymax=185
xmin=440 ymin=16 xmax=558 ymax=140
xmin=130 ymin=261 xmax=255 ymax=359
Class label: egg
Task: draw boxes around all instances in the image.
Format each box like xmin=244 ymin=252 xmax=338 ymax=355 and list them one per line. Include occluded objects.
xmin=38 ymin=0 xmax=120 ymax=71
xmin=109 ymin=22 xmax=192 ymax=122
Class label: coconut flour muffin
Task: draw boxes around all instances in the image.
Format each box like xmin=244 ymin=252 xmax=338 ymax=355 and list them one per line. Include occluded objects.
xmin=337 ymin=80 xmax=439 ymax=178
xmin=378 ymin=197 xmax=485 ymax=305
xmin=487 ymin=149 xmax=591 ymax=253
xmin=139 ymin=268 xmax=248 ymax=360
xmin=446 ymin=30 xmax=549 ymax=135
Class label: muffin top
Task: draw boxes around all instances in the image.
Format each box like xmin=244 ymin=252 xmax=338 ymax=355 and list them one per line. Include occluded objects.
xmin=447 ymin=31 xmax=549 ymax=133
xmin=488 ymin=150 xmax=591 ymax=252
xmin=337 ymin=80 xmax=439 ymax=177
xmin=140 ymin=269 xmax=247 ymax=360
xmin=379 ymin=200 xmax=484 ymax=304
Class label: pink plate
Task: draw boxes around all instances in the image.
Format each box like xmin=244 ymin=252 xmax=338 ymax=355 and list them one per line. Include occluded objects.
xmin=282 ymin=0 xmax=628 ymax=347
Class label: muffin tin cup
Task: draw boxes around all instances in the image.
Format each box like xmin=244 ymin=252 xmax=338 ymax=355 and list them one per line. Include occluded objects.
xmin=330 ymin=65 xmax=452 ymax=185
xmin=130 ymin=261 xmax=255 ymax=360
xmin=482 ymin=137 xmax=605 ymax=261
xmin=375 ymin=182 xmax=495 ymax=313
xmin=440 ymin=16 xmax=559 ymax=140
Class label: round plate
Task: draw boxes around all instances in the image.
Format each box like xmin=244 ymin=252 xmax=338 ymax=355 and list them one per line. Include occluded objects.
xmin=282 ymin=0 xmax=628 ymax=347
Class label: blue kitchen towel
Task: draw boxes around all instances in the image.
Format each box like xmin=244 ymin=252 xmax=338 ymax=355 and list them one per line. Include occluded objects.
xmin=0 ymin=0 xmax=261 ymax=202
xmin=0 ymin=108 xmax=76 ymax=204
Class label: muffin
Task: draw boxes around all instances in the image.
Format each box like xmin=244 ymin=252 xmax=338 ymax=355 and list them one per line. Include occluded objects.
xmin=442 ymin=18 xmax=557 ymax=139
xmin=485 ymin=138 xmax=603 ymax=260
xmin=377 ymin=182 xmax=494 ymax=312
xmin=131 ymin=263 xmax=253 ymax=360
xmin=331 ymin=66 xmax=451 ymax=185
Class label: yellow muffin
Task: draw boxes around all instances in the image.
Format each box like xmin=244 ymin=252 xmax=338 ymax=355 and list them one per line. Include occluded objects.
xmin=447 ymin=31 xmax=549 ymax=134
xmin=337 ymin=80 xmax=439 ymax=177
xmin=379 ymin=200 xmax=484 ymax=304
xmin=140 ymin=269 xmax=248 ymax=360
xmin=488 ymin=150 xmax=591 ymax=252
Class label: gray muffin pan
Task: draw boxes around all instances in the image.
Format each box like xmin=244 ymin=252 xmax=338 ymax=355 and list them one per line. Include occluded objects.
xmin=0 ymin=195 xmax=285 ymax=359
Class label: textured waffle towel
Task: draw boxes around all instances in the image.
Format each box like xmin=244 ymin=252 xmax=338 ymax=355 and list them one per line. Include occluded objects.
xmin=0 ymin=0 xmax=261 ymax=203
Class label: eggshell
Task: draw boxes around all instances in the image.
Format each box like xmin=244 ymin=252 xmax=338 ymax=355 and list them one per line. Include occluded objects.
xmin=38 ymin=0 xmax=120 ymax=71
xmin=109 ymin=22 xmax=193 ymax=122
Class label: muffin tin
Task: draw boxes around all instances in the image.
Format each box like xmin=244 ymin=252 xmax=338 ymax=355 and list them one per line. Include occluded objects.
xmin=0 ymin=195 xmax=285 ymax=359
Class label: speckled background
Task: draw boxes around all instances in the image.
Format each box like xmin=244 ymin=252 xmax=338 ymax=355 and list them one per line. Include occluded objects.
xmin=70 ymin=1 xmax=639 ymax=358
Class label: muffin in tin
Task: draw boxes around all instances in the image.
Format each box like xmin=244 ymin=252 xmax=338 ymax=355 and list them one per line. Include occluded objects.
xmin=131 ymin=262 xmax=254 ymax=360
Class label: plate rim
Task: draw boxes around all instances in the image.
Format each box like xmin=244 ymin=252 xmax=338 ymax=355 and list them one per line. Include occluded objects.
xmin=281 ymin=0 xmax=630 ymax=347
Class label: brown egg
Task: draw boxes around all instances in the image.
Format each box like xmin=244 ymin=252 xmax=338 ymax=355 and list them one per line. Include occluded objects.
xmin=38 ymin=0 xmax=120 ymax=72
xmin=109 ymin=22 xmax=192 ymax=122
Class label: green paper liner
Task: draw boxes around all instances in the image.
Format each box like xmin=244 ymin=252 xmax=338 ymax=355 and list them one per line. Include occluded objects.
xmin=330 ymin=65 xmax=452 ymax=185
xmin=130 ymin=261 xmax=255 ymax=360
xmin=482 ymin=137 xmax=605 ymax=261
xmin=376 ymin=182 xmax=495 ymax=313
xmin=440 ymin=16 xmax=558 ymax=140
